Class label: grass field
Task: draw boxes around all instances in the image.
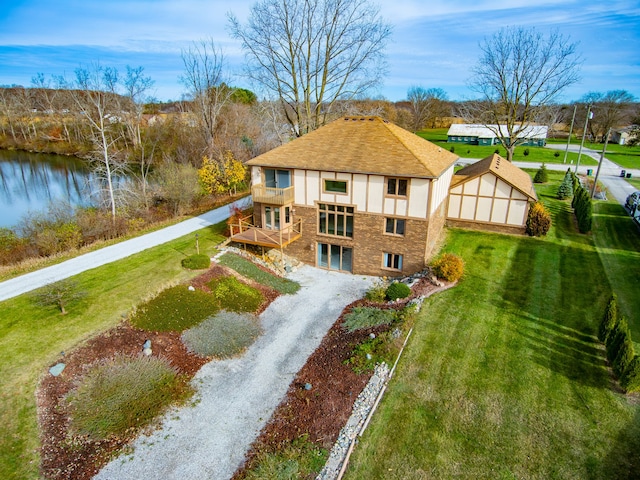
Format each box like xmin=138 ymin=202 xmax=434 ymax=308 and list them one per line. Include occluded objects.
xmin=345 ymin=172 xmax=640 ymax=479
xmin=418 ymin=128 xmax=639 ymax=169
xmin=0 ymin=223 xmax=226 ymax=480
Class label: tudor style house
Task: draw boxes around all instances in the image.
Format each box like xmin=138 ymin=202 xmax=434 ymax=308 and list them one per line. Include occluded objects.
xmin=446 ymin=154 xmax=538 ymax=234
xmin=231 ymin=116 xmax=458 ymax=276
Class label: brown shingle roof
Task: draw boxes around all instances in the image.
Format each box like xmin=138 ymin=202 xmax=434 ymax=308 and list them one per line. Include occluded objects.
xmin=246 ymin=116 xmax=458 ymax=178
xmin=451 ymin=154 xmax=538 ymax=200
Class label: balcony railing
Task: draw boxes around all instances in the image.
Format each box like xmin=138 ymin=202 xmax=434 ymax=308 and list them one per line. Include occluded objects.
xmin=251 ymin=184 xmax=294 ymax=205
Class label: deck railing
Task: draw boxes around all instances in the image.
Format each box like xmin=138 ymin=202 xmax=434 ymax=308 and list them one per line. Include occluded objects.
xmin=251 ymin=184 xmax=294 ymax=205
xmin=230 ymin=216 xmax=302 ymax=248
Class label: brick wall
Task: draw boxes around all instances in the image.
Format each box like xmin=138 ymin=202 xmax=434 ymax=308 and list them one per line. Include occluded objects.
xmin=282 ymin=205 xmax=432 ymax=276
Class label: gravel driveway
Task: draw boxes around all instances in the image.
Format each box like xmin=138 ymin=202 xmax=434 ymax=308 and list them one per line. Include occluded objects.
xmin=95 ymin=265 xmax=375 ymax=480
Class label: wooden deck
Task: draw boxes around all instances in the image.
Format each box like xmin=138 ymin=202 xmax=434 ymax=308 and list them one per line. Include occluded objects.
xmin=229 ymin=217 xmax=302 ymax=249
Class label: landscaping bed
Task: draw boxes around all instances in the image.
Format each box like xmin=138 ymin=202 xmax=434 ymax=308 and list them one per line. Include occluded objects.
xmin=36 ymin=264 xmax=445 ymax=480
xmin=234 ymin=275 xmax=449 ymax=479
xmin=36 ymin=264 xmax=278 ymax=480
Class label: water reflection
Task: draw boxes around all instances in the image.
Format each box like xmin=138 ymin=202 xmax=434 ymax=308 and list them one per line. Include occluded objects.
xmin=0 ymin=150 xmax=93 ymax=228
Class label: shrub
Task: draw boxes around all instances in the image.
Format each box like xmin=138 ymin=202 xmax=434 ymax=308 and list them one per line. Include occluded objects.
xmin=572 ymin=182 xmax=593 ymax=233
xmin=533 ymin=164 xmax=548 ymax=183
xmin=342 ymin=306 xmax=397 ymax=332
xmin=523 ymin=148 xmax=530 ymax=156
xmin=344 ymin=333 xmax=395 ymax=373
xmin=31 ymin=279 xmax=87 ymax=315
xmin=606 ymin=316 xmax=630 ymax=364
xmin=613 ymin=335 xmax=635 ymax=377
xmin=385 ymin=282 xmax=411 ymax=301
xmin=66 ymin=355 xmax=192 ymax=440
xmin=207 ymin=275 xmax=264 ymax=312
xmin=620 ymin=356 xmax=640 ymax=393
xmin=181 ymin=311 xmax=262 ymax=358
xmin=556 ymin=169 xmax=574 ymax=200
xmin=130 ymin=285 xmax=219 ymax=331
xmin=244 ymin=435 xmax=328 ymax=480
xmin=494 ymin=149 xmax=500 ymax=154
xmin=431 ymin=253 xmax=464 ymax=282
xmin=598 ymin=295 xmax=618 ymax=342
xmin=181 ymin=253 xmax=211 ymax=270
xmin=449 ymin=146 xmax=455 ymax=153
xmin=525 ymin=202 xmax=552 ymax=237
xmin=554 ymin=151 xmax=560 ymax=157
xmin=365 ymin=281 xmax=388 ymax=303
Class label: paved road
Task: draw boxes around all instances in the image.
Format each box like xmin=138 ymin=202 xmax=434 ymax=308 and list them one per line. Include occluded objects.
xmin=0 ymin=197 xmax=252 ymax=302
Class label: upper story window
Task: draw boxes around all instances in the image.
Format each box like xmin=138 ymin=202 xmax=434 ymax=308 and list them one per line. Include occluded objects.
xmin=386 ymin=177 xmax=408 ymax=197
xmin=318 ymin=203 xmax=354 ymax=238
xmin=324 ymin=179 xmax=348 ymax=194
xmin=264 ymin=168 xmax=291 ymax=188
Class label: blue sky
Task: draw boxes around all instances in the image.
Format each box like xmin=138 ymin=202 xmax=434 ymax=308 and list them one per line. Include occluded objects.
xmin=0 ymin=0 xmax=638 ymax=103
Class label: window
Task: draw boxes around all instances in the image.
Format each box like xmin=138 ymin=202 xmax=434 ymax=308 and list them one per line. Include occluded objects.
xmin=324 ymin=179 xmax=348 ymax=194
xmin=386 ymin=177 xmax=408 ymax=196
xmin=385 ymin=218 xmax=406 ymax=236
xmin=264 ymin=168 xmax=291 ymax=188
xmin=318 ymin=203 xmax=354 ymax=237
xmin=383 ymin=253 xmax=403 ymax=271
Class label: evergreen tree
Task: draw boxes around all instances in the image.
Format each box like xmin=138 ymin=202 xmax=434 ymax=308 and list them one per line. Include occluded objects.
xmin=599 ymin=295 xmax=618 ymax=342
xmin=556 ymin=169 xmax=574 ymax=200
xmin=533 ymin=163 xmax=549 ymax=183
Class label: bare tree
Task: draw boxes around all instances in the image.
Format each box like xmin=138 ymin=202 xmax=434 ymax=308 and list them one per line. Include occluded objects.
xmin=467 ymin=27 xmax=581 ymax=161
xmin=65 ymin=65 xmax=130 ymax=221
xmin=180 ymin=39 xmax=232 ymax=157
xmin=578 ymin=90 xmax=635 ymax=142
xmin=229 ymin=0 xmax=391 ymax=136
xmin=407 ymin=86 xmax=449 ymax=132
xmin=121 ymin=66 xmax=156 ymax=209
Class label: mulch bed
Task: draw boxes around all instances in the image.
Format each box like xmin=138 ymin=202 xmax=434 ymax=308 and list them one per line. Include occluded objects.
xmin=36 ymin=266 xmax=446 ymax=480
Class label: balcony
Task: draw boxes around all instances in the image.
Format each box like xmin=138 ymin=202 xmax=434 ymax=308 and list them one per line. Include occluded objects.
xmin=251 ymin=184 xmax=294 ymax=206
xmin=230 ymin=215 xmax=302 ymax=249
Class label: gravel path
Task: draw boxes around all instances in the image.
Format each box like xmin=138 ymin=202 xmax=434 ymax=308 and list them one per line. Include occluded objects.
xmin=94 ymin=265 xmax=375 ymax=480
xmin=0 ymin=197 xmax=251 ymax=302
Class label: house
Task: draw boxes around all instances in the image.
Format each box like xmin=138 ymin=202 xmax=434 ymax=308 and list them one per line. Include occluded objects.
xmin=447 ymin=124 xmax=548 ymax=147
xmin=232 ymin=116 xmax=458 ymax=276
xmin=610 ymin=126 xmax=634 ymax=145
xmin=447 ymin=154 xmax=538 ymax=234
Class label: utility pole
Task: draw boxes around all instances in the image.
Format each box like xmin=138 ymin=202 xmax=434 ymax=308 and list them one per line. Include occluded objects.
xmin=591 ymin=128 xmax=611 ymax=199
xmin=575 ymin=104 xmax=593 ymax=174
xmin=563 ymin=104 xmax=577 ymax=164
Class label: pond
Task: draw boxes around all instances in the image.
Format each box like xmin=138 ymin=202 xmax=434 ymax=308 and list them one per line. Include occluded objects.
xmin=0 ymin=150 xmax=95 ymax=229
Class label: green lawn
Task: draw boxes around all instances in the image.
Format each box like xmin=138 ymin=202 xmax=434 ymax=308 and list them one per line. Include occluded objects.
xmin=0 ymin=223 xmax=226 ymax=480
xmin=583 ymin=142 xmax=640 ymax=171
xmin=346 ymin=174 xmax=640 ymax=479
xmin=627 ymin=178 xmax=640 ymax=191
xmin=416 ymin=129 xmax=597 ymax=165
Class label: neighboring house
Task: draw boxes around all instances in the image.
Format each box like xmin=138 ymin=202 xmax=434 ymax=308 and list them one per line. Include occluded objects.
xmin=232 ymin=116 xmax=458 ymax=276
xmin=447 ymin=124 xmax=548 ymax=147
xmin=447 ymin=154 xmax=538 ymax=234
xmin=610 ymin=126 xmax=634 ymax=145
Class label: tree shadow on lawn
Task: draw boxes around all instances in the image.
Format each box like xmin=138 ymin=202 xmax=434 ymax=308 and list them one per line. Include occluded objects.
xmin=500 ymin=239 xmax=612 ymax=390
xmin=511 ymin=312 xmax=611 ymax=390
